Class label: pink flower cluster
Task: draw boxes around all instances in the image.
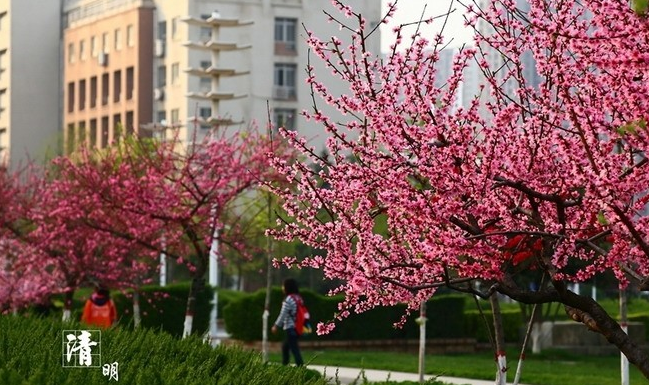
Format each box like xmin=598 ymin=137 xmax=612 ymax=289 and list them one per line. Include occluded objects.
xmin=271 ymin=0 xmax=649 ymax=333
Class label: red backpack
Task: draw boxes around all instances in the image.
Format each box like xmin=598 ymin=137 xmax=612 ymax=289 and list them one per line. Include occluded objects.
xmin=289 ymin=294 xmax=312 ymax=336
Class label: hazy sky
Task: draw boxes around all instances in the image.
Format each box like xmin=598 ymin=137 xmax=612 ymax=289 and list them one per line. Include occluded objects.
xmin=380 ymin=0 xmax=474 ymax=52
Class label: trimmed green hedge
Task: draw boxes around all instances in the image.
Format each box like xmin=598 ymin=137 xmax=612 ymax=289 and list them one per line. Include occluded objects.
xmin=628 ymin=312 xmax=649 ymax=340
xmin=0 ymin=315 xmax=325 ymax=384
xmin=223 ymin=289 xmax=466 ymax=342
xmin=110 ymin=283 xmax=245 ymax=338
xmin=463 ymin=309 xmax=522 ymax=342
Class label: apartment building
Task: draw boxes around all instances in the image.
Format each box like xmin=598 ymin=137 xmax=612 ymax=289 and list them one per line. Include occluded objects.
xmin=62 ymin=0 xmax=155 ymax=152
xmin=61 ymin=0 xmax=382 ymax=151
xmin=0 ymin=0 xmax=62 ymax=168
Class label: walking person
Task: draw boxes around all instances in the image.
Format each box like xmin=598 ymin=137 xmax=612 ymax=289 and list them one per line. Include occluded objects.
xmin=271 ymin=278 xmax=304 ymax=366
xmin=81 ymin=286 xmax=118 ymax=329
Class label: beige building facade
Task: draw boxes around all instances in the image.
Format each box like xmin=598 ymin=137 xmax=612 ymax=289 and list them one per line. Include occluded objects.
xmin=62 ymin=0 xmax=155 ymax=152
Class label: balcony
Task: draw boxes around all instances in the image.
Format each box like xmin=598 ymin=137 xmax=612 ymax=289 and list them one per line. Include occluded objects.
xmin=272 ymin=86 xmax=296 ymax=100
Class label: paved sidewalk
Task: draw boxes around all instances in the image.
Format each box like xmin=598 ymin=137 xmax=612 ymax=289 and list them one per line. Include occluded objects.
xmin=309 ymin=365 xmax=530 ymax=385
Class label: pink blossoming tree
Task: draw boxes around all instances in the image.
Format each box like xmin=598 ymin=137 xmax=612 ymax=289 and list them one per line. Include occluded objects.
xmin=40 ymin=157 xmax=159 ymax=321
xmin=0 ymin=160 xmax=156 ymax=319
xmin=55 ymin=129 xmax=281 ymax=336
xmin=270 ymin=0 xmax=649 ymax=379
xmin=0 ymin=167 xmax=59 ymax=313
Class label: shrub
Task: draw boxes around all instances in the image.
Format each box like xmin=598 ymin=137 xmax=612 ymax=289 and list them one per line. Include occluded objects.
xmin=110 ymin=283 xmax=212 ymax=337
xmin=464 ymin=308 xmax=522 ymax=342
xmin=628 ymin=312 xmax=649 ymax=340
xmin=0 ymin=315 xmax=326 ymax=384
xmin=224 ymin=289 xmax=466 ymax=342
xmin=110 ymin=283 xmax=244 ymax=338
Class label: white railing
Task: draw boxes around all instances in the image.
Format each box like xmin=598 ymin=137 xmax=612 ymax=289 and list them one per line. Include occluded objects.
xmin=272 ymin=86 xmax=296 ymax=100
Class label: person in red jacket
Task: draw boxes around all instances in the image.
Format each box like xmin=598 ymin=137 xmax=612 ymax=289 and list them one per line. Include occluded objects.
xmin=81 ymin=287 xmax=117 ymax=328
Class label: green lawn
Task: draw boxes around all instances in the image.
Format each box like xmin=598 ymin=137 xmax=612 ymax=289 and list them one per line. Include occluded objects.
xmin=270 ymin=348 xmax=645 ymax=385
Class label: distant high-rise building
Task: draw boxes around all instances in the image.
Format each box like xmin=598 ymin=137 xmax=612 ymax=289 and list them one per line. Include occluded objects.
xmin=0 ymin=0 xmax=62 ymax=168
xmin=460 ymin=53 xmax=481 ymax=110
xmin=474 ymin=0 xmax=541 ymax=114
xmin=434 ymin=48 xmax=457 ymax=90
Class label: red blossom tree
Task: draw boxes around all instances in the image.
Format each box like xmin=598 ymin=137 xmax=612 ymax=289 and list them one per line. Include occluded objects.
xmin=0 ymin=166 xmax=61 ymax=313
xmin=36 ymin=161 xmax=159 ymax=320
xmin=270 ymin=0 xmax=649 ymax=378
xmin=0 ymin=161 xmax=156 ymax=319
xmin=54 ymin=128 xmax=281 ymax=336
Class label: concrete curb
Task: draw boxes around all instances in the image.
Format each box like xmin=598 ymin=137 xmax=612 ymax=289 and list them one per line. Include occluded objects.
xmin=308 ymin=364 xmax=531 ymax=385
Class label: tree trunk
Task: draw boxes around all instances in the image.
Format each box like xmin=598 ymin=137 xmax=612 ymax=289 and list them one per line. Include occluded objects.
xmin=497 ymin=277 xmax=649 ymax=379
xmin=182 ymin=278 xmax=203 ymax=338
xmin=62 ymin=289 xmax=74 ymax=322
xmin=530 ymin=304 xmax=544 ymax=354
xmin=417 ymin=301 xmax=427 ymax=385
xmin=620 ymin=289 xmax=629 ymax=385
xmin=133 ymin=290 xmax=141 ymax=329
xmin=491 ymin=293 xmax=507 ymax=385
xmin=561 ymin=289 xmax=649 ymax=379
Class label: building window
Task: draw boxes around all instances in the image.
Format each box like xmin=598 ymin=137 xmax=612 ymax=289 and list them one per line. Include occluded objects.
xmin=0 ymin=49 xmax=6 ymax=82
xmin=67 ymin=82 xmax=75 ymax=113
xmin=79 ymin=79 xmax=86 ymax=111
xmin=68 ymin=43 xmax=75 ymax=63
xmin=66 ymin=124 xmax=76 ymax=154
xmin=171 ymin=109 xmax=179 ymax=124
xmin=101 ymin=116 xmax=109 ymax=148
xmin=200 ymin=60 xmax=211 ymax=70
xmin=101 ymin=73 xmax=109 ymax=105
xmin=90 ymin=36 xmax=98 ymax=57
xmin=273 ymin=63 xmax=297 ymax=100
xmin=0 ymin=128 xmax=6 ymax=158
xmin=157 ymin=110 xmax=166 ymax=124
xmin=115 ymin=29 xmax=122 ymax=50
xmin=199 ymin=107 xmax=211 ymax=119
xmin=79 ymin=39 xmax=86 ymax=61
xmin=171 ymin=17 xmax=178 ymax=39
xmin=78 ymin=121 xmax=86 ymax=145
xmin=199 ymin=77 xmax=211 ymax=93
xmin=90 ymin=76 xmax=97 ymax=108
xmin=0 ymin=89 xmax=6 ymax=116
xmin=125 ymin=111 xmax=134 ymax=134
xmin=89 ymin=119 xmax=97 ymax=148
xmin=157 ymin=65 xmax=166 ymax=87
xmin=113 ymin=70 xmax=122 ymax=103
xmin=126 ymin=25 xmax=134 ymax=47
xmin=171 ymin=63 xmax=179 ymax=85
xmin=126 ymin=67 xmax=134 ymax=100
xmin=158 ymin=21 xmax=167 ymax=40
xmin=113 ymin=114 xmax=122 ymax=135
xmin=274 ymin=109 xmax=296 ymax=131
xmin=200 ymin=26 xmax=212 ymax=42
xmin=102 ymin=32 xmax=109 ymax=53
xmin=275 ymin=18 xmax=297 ymax=54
